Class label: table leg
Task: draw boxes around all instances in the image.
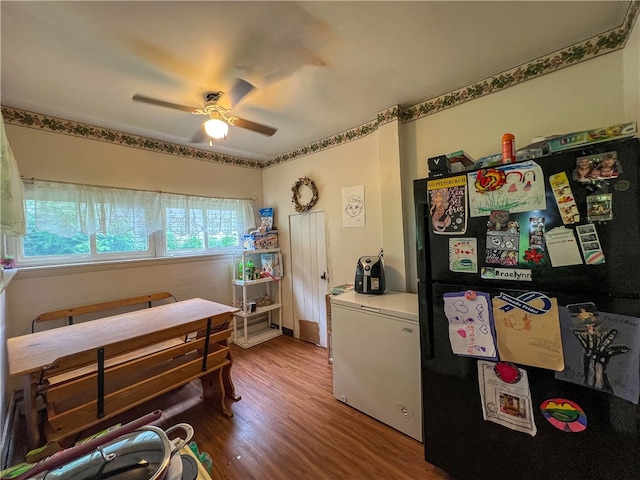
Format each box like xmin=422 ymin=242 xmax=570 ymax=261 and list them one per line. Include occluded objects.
xmin=222 ymin=349 xmax=241 ymax=402
xmin=201 ymin=370 xmax=233 ymax=418
xmin=23 ymin=375 xmax=41 ymax=449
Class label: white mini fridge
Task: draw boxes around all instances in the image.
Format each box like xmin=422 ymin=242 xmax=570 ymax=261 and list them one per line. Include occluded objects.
xmin=331 ymin=290 xmax=422 ymax=441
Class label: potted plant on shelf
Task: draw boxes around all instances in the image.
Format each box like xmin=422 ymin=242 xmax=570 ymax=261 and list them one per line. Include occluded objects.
xmin=1 ymin=255 xmax=15 ymax=269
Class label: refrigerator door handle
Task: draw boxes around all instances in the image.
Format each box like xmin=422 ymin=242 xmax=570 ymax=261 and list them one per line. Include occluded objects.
xmin=415 ymin=201 xmax=427 ymax=281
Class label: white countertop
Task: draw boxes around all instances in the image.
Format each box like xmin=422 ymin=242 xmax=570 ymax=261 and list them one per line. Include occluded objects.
xmin=330 ymin=290 xmax=418 ymax=322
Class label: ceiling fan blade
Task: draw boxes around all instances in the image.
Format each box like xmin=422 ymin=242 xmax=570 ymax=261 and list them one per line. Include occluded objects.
xmin=231 ymin=117 xmax=277 ymax=136
xmin=189 ymin=125 xmax=207 ymax=144
xmin=132 ymin=94 xmax=200 ymax=114
xmin=228 ymin=78 xmax=256 ymax=108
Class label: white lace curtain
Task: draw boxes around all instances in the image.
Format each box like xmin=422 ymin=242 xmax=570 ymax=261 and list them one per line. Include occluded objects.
xmin=32 ymin=180 xmax=255 ymax=237
xmin=161 ymin=192 xmax=256 ymax=237
xmin=1 ymin=112 xmax=26 ymax=236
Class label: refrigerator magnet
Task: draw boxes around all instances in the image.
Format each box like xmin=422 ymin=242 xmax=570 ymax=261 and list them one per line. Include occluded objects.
xmin=586 ymin=193 xmax=613 ymax=222
xmin=485 ymin=210 xmax=520 ymax=267
xmin=427 ymin=176 xmax=468 ymax=234
xmin=523 ymin=247 xmax=544 ymax=265
xmin=494 ymin=362 xmax=522 ymax=384
xmin=576 ymin=224 xmax=606 ymax=265
xmin=448 ymin=238 xmax=478 ymax=273
xmin=587 ymin=151 xmax=622 ymax=181
xmin=573 ymin=155 xmax=596 ymax=182
xmin=549 ymin=172 xmax=580 ymax=225
xmin=540 ymin=399 xmax=587 ymax=432
xmin=528 ymin=217 xmax=545 ymax=250
xmin=573 ymin=151 xmax=622 ymax=182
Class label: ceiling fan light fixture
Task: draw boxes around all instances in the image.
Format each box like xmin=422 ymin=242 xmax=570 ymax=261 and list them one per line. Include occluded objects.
xmin=204 ymin=114 xmax=229 ymax=140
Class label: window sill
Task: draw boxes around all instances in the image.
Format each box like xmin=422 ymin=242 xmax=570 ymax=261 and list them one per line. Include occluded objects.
xmin=12 ymin=252 xmax=233 ymax=280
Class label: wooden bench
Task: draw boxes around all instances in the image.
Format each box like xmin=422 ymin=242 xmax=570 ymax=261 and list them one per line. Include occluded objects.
xmin=32 ymin=292 xmax=177 ymax=332
xmin=9 ymin=298 xmax=240 ymax=448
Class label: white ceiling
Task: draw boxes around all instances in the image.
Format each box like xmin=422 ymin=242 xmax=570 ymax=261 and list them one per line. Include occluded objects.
xmin=1 ymin=1 xmax=633 ymax=162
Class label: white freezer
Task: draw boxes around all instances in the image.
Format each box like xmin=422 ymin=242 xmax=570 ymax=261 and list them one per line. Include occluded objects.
xmin=331 ymin=291 xmax=422 ymax=441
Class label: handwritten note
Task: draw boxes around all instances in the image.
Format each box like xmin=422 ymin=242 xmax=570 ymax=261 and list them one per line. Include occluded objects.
xmin=544 ymin=226 xmax=583 ymax=267
xmin=443 ymin=291 xmax=497 ymax=359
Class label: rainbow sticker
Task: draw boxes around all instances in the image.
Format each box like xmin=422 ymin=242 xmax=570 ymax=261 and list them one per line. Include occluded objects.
xmin=540 ymin=398 xmax=587 ymax=432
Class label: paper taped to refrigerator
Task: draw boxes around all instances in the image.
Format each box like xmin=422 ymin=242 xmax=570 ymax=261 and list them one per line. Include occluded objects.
xmin=448 ymin=238 xmax=478 ymax=273
xmin=478 ymin=360 xmax=537 ymax=436
xmin=467 ymin=161 xmax=546 ymax=217
xmin=555 ymin=307 xmax=640 ymax=404
xmin=544 ymin=226 xmax=583 ymax=267
xmin=443 ymin=291 xmax=497 ymax=359
xmin=492 ymin=292 xmax=564 ymax=371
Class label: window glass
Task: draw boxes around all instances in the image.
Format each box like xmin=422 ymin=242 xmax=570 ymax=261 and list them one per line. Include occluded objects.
xmin=166 ymin=206 xmax=205 ymax=253
xmin=23 ymin=199 xmax=90 ymax=258
xmin=165 ymin=207 xmax=240 ymax=253
xmin=206 ymin=208 xmax=240 ymax=248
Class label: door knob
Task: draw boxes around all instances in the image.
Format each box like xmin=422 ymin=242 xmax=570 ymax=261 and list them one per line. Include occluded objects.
xmin=320 ymin=272 xmax=327 ymax=280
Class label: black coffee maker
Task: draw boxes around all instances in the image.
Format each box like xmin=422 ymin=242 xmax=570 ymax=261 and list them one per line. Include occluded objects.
xmin=355 ymin=250 xmax=385 ymax=294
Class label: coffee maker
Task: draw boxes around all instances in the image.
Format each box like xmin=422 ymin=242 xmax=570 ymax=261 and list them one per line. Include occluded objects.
xmin=355 ymin=250 xmax=385 ymax=294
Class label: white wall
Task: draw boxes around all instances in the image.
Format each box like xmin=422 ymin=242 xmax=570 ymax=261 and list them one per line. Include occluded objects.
xmin=262 ymin=133 xmax=383 ymax=332
xmin=6 ymin=126 xmax=262 ymax=197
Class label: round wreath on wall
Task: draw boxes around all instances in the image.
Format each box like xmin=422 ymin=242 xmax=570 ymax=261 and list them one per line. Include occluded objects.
xmin=291 ymin=176 xmax=319 ymax=213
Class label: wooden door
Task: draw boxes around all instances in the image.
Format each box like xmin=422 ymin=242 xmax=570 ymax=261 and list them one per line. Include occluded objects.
xmin=289 ymin=212 xmax=328 ymax=347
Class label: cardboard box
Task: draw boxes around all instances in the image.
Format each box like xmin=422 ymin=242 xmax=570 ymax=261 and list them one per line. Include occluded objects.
xmin=446 ymin=150 xmax=475 ymax=168
xmin=299 ymin=319 xmax=320 ymax=345
xmin=242 ymin=231 xmax=279 ymax=250
xmin=427 ymin=154 xmax=450 ymax=173
xmin=254 ymin=232 xmax=278 ymax=249
xmin=548 ymin=122 xmax=637 ymax=152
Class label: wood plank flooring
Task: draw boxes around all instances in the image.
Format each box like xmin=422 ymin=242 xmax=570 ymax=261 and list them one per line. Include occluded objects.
xmin=12 ymin=335 xmax=451 ymax=479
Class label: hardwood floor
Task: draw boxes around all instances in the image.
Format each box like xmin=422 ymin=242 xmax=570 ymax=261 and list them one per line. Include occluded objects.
xmin=12 ymin=335 xmax=451 ymax=479
xmin=171 ymin=335 xmax=449 ymax=480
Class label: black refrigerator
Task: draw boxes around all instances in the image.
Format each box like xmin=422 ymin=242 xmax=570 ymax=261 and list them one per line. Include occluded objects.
xmin=414 ymin=137 xmax=640 ymax=480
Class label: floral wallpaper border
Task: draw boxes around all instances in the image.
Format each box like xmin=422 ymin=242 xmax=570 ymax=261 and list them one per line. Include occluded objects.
xmin=0 ymin=106 xmax=262 ymax=169
xmin=2 ymin=1 xmax=638 ymax=170
xmin=400 ymin=0 xmax=640 ymax=124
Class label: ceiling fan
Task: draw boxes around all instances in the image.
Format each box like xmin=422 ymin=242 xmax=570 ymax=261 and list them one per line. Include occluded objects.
xmin=132 ymin=79 xmax=277 ymax=143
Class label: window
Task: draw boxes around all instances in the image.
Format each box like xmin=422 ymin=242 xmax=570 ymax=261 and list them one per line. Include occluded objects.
xmin=162 ymin=193 xmax=253 ymax=255
xmin=14 ymin=181 xmax=255 ymax=266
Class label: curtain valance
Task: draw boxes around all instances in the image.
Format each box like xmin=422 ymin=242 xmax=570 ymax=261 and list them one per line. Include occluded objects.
xmin=31 ymin=180 xmax=255 ymax=237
